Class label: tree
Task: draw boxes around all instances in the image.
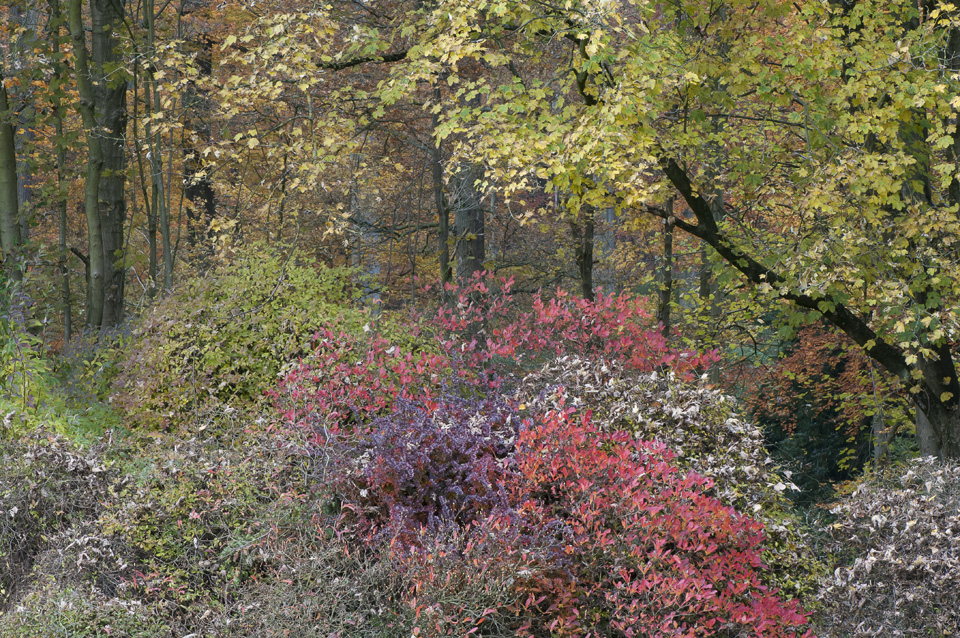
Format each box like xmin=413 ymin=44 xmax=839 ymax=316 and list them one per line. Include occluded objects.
xmin=381 ymin=0 xmax=960 ymax=459
xmin=69 ymin=0 xmax=128 ymax=328
xmin=0 ymin=67 xmax=22 ymax=282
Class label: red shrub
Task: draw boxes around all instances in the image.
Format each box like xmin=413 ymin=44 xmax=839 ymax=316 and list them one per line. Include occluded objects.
xmin=270 ymin=328 xmax=457 ymax=436
xmin=396 ymin=401 xmax=813 ymax=638
xmin=506 ymin=404 xmax=813 ymax=637
xmin=429 ymin=274 xmax=718 ymax=381
xmin=273 ymin=276 xmax=716 ymax=441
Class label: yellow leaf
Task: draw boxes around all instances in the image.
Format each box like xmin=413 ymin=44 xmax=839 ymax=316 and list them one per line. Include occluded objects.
xmin=247 ymin=138 xmax=260 ymax=149
xmin=941 ymin=392 xmax=954 ymax=403
xmin=221 ymin=35 xmax=237 ymax=51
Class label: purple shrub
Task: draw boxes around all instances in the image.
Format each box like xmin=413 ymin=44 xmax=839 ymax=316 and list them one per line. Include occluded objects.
xmin=327 ymin=391 xmax=522 ymax=543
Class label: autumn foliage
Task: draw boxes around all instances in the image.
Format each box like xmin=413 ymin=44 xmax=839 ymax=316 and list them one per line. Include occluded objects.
xmin=313 ymin=391 xmax=813 ymax=637
xmin=270 ymin=281 xmax=812 ymax=637
xmin=427 ymin=274 xmax=718 ymax=379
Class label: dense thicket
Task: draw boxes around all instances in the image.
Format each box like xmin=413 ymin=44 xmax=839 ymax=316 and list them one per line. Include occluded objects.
xmin=3 ymin=0 xmax=960 ymax=634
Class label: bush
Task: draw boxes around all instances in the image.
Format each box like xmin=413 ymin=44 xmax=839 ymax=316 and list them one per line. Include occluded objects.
xmin=512 ymin=406 xmax=812 ymax=638
xmin=115 ymin=249 xmax=367 ymax=429
xmin=272 ymin=329 xmax=455 ymax=435
xmin=223 ymin=537 xmax=412 ymax=638
xmin=516 ymin=356 xmax=825 ymax=600
xmin=0 ymin=585 xmax=170 ymax=638
xmin=97 ymin=427 xmax=303 ymax=611
xmin=0 ymin=431 xmax=113 ymax=610
xmin=427 ymin=275 xmax=717 ymax=383
xmin=813 ymin=458 xmax=960 ymax=637
xmin=0 ymin=285 xmax=125 ymax=440
xmin=394 ymin=405 xmax=813 ymax=638
xmin=322 ymin=392 xmax=519 ymax=543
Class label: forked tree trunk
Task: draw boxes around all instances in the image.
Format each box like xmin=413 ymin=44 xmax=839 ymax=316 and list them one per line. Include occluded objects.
xmin=70 ymin=0 xmax=127 ymax=328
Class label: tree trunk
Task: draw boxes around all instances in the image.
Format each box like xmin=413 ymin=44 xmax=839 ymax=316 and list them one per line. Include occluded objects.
xmin=0 ymin=69 xmax=22 ymax=282
xmin=569 ymin=203 xmax=595 ymax=301
xmin=349 ymin=151 xmax=382 ymax=310
xmin=659 ymin=202 xmax=674 ymax=338
xmin=660 ymin=153 xmax=960 ymax=459
xmin=431 ymin=81 xmax=451 ymax=292
xmin=453 ymin=163 xmax=485 ymax=284
xmin=11 ymin=2 xmax=38 ymax=244
xmin=596 ymin=205 xmax=616 ymax=292
xmin=49 ymin=0 xmax=71 ymax=338
xmin=916 ymin=399 xmax=960 ymax=459
xmin=69 ymin=0 xmax=106 ymax=327
xmin=91 ymin=0 xmax=128 ymax=326
xmin=180 ymin=6 xmax=216 ymax=261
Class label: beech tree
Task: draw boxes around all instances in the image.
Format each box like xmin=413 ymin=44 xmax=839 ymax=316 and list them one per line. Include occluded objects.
xmin=375 ymin=0 xmax=960 ymax=458
xmin=68 ymin=0 xmax=128 ymax=328
xmin=0 ymin=66 xmax=21 ymax=282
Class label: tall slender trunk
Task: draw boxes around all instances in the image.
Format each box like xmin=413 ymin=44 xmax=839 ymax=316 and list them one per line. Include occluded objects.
xmin=698 ymin=193 xmax=725 ymax=384
xmin=49 ymin=0 xmax=71 ymax=338
xmin=596 ymin=205 xmax=617 ymax=292
xmin=155 ymin=76 xmax=172 ymax=289
xmin=349 ymin=150 xmax=382 ymax=309
xmin=0 ymin=70 xmax=21 ymax=283
xmin=69 ymin=0 xmax=105 ymax=327
xmin=659 ymin=199 xmax=675 ymax=338
xmin=181 ymin=7 xmax=216 ymax=261
xmin=0 ymin=68 xmax=21 ymax=283
xmin=11 ymin=3 xmax=37 ymax=244
xmin=431 ymin=81 xmax=451 ymax=291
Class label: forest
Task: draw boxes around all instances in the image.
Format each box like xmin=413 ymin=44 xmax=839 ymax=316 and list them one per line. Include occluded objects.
xmin=1 ymin=0 xmax=960 ymax=635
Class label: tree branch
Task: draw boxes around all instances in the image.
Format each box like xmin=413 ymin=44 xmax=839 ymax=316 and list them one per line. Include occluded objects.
xmin=653 ymin=155 xmax=914 ymax=384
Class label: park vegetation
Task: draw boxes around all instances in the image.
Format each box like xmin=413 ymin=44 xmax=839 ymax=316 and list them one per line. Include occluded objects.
xmin=2 ymin=0 xmax=960 ymax=635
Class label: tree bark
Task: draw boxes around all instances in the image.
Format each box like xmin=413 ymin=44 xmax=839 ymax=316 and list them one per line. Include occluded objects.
xmin=69 ymin=0 xmax=107 ymax=327
xmin=0 ymin=69 xmax=22 ymax=282
xmin=453 ymin=163 xmax=485 ymax=284
xmin=569 ymin=203 xmax=595 ymax=301
xmin=91 ymin=0 xmax=127 ymax=326
xmin=48 ymin=0 xmax=71 ymax=338
xmin=431 ymin=81 xmax=451 ymax=291
xmin=11 ymin=2 xmax=37 ymax=244
xmin=181 ymin=8 xmax=216 ymax=262
xmin=658 ymin=201 xmax=674 ymax=338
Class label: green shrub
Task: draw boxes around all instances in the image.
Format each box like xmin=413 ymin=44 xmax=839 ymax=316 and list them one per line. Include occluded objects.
xmin=114 ymin=249 xmax=368 ymax=429
xmin=0 ymin=293 xmax=58 ymax=434
xmin=0 ymin=286 xmax=125 ymax=441
xmin=0 ymin=585 xmax=170 ymax=638
xmin=97 ymin=427 xmax=300 ymax=610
